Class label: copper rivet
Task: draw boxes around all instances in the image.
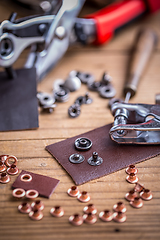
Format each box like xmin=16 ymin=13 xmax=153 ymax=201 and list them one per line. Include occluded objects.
xmin=0 ymin=172 xmax=10 ymax=184
xmin=5 ymin=155 xmax=18 ymax=167
xmin=99 ymin=210 xmax=113 ymax=222
xmin=31 ymin=200 xmax=44 ymax=211
xmin=130 ymin=197 xmax=143 ymax=208
xmin=126 ymin=173 xmax=138 ymax=184
xmin=29 ymin=209 xmax=43 ymax=220
xmin=26 ymin=189 xmax=39 ymax=200
xmin=134 ymin=183 xmax=145 ymax=193
xmin=67 ymin=186 xmax=80 ymax=197
xmin=113 ymin=202 xmax=127 ymax=213
xmin=83 ymin=203 xmax=97 ymax=214
xmin=77 ymin=191 xmax=90 ymax=203
xmin=7 ymin=164 xmax=19 ymax=175
xmin=83 ymin=213 xmax=97 ymax=224
xmin=140 ymin=189 xmax=153 ymax=201
xmin=12 ymin=188 xmax=26 ymax=199
xmin=50 ymin=206 xmax=64 ymax=217
xmin=125 ymin=165 xmax=138 ymax=175
xmin=0 ymin=161 xmax=7 ymax=173
xmin=20 ymin=174 xmax=32 ymax=182
xmin=0 ymin=155 xmax=9 ymax=163
xmin=125 ymin=189 xmax=138 ymax=202
xmin=18 ymin=202 xmax=31 ymax=214
xmin=69 ymin=214 xmax=83 ymax=226
xmin=113 ymin=212 xmax=127 ymax=223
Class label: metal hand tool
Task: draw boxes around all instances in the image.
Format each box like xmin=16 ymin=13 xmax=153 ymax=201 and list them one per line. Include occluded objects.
xmin=0 ymin=0 xmax=160 ymax=80
xmin=109 ymin=28 xmax=160 ymax=144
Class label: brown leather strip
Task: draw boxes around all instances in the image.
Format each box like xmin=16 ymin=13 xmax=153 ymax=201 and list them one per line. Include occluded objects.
xmin=46 ymin=124 xmax=160 ymax=185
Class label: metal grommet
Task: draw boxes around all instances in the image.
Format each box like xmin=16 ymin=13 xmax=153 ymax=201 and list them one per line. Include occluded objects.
xmin=0 ymin=161 xmax=7 ymax=172
xmin=54 ymin=87 xmax=70 ymax=102
xmin=98 ymin=85 xmax=116 ymax=99
xmin=99 ymin=210 xmax=113 ymax=222
xmin=113 ymin=212 xmax=127 ymax=223
xmin=26 ymin=189 xmax=39 ymax=200
xmin=12 ymin=188 xmax=26 ymax=199
xmin=67 ymin=186 xmax=80 ymax=197
xmin=50 ymin=206 xmax=64 ymax=217
xmin=0 ymin=172 xmax=10 ymax=184
xmin=74 ymin=137 xmax=92 ymax=151
xmin=140 ymin=189 xmax=153 ymax=201
xmin=134 ymin=182 xmax=145 ymax=193
xmin=83 ymin=204 xmax=97 ymax=215
xmin=5 ymin=155 xmax=18 ymax=167
xmin=7 ymin=164 xmax=19 ymax=175
xmin=125 ymin=165 xmax=138 ymax=175
xmin=29 ymin=209 xmax=43 ymax=221
xmin=87 ymin=152 xmax=103 ymax=166
xmin=69 ymin=153 xmax=85 ymax=164
xmin=18 ymin=202 xmax=31 ymax=214
xmin=77 ymin=191 xmax=90 ymax=203
xmin=20 ymin=174 xmax=32 ymax=182
xmin=113 ymin=202 xmax=127 ymax=213
xmin=83 ymin=213 xmax=97 ymax=224
xmin=69 ymin=214 xmax=83 ymax=226
xmin=68 ymin=104 xmax=81 ymax=118
xmin=130 ymin=197 xmax=143 ymax=208
xmin=31 ymin=200 xmax=44 ymax=211
xmin=126 ymin=173 xmax=139 ymax=184
xmin=64 ymin=70 xmax=81 ymax=92
xmin=125 ymin=189 xmax=138 ymax=202
xmin=77 ymin=71 xmax=95 ymax=84
xmin=0 ymin=155 xmax=9 ymax=163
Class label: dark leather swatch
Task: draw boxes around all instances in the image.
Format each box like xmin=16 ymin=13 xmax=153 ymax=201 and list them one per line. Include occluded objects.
xmin=0 ymin=68 xmax=38 ymax=131
xmin=46 ymin=124 xmax=160 ymax=185
xmin=12 ymin=170 xmax=60 ymax=198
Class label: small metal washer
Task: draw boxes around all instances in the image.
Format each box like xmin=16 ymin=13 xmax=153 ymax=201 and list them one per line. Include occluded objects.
xmin=75 ymin=137 xmax=92 ymax=151
xmin=69 ymin=153 xmax=85 ymax=164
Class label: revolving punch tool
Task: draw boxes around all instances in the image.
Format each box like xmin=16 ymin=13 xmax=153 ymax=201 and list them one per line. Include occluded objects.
xmin=0 ymin=0 xmax=160 ymax=80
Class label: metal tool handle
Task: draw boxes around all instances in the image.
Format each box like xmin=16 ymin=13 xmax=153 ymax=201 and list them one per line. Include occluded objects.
xmin=124 ymin=28 xmax=158 ymax=98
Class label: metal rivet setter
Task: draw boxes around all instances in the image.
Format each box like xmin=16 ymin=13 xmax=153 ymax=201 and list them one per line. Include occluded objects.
xmin=7 ymin=164 xmax=19 ymax=175
xmin=134 ymin=182 xmax=145 ymax=193
xmin=29 ymin=209 xmax=43 ymax=221
xmin=83 ymin=204 xmax=97 ymax=215
xmin=0 ymin=172 xmax=10 ymax=184
xmin=87 ymin=152 xmax=103 ymax=166
xmin=74 ymin=137 xmax=92 ymax=151
xmin=126 ymin=173 xmax=138 ymax=184
xmin=50 ymin=206 xmax=64 ymax=217
xmin=31 ymin=200 xmax=45 ymax=211
xmin=26 ymin=190 xmax=39 ymax=200
xmin=18 ymin=202 xmax=31 ymax=214
xmin=125 ymin=165 xmax=138 ymax=175
xmin=99 ymin=210 xmax=113 ymax=222
xmin=113 ymin=212 xmax=127 ymax=223
xmin=0 ymin=161 xmax=7 ymax=172
xmin=113 ymin=202 xmax=127 ymax=213
xmin=12 ymin=188 xmax=26 ymax=199
xmin=5 ymin=155 xmax=18 ymax=167
xmin=69 ymin=213 xmax=83 ymax=226
xmin=68 ymin=104 xmax=81 ymax=118
xmin=83 ymin=213 xmax=97 ymax=224
xmin=140 ymin=189 xmax=153 ymax=201
xmin=69 ymin=153 xmax=85 ymax=164
xmin=77 ymin=191 xmax=90 ymax=203
xmin=130 ymin=197 xmax=143 ymax=208
xmin=67 ymin=186 xmax=80 ymax=197
xmin=125 ymin=189 xmax=138 ymax=202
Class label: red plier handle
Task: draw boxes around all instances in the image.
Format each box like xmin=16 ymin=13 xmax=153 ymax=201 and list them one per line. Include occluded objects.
xmin=86 ymin=0 xmax=160 ymax=44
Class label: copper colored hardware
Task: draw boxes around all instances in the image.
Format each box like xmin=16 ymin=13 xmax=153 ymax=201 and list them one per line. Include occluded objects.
xmin=69 ymin=214 xmax=83 ymax=226
xmin=12 ymin=188 xmax=26 ymax=199
xmin=31 ymin=200 xmax=44 ymax=211
xmin=77 ymin=191 xmax=90 ymax=203
xmin=99 ymin=210 xmax=113 ymax=222
xmin=29 ymin=209 xmax=43 ymax=220
xmin=83 ymin=204 xmax=97 ymax=215
xmin=0 ymin=161 xmax=7 ymax=172
xmin=113 ymin=212 xmax=127 ymax=223
xmin=7 ymin=164 xmax=19 ymax=175
xmin=134 ymin=182 xmax=144 ymax=193
xmin=20 ymin=173 xmax=32 ymax=182
xmin=67 ymin=186 xmax=80 ymax=197
xmin=18 ymin=202 xmax=31 ymax=214
xmin=5 ymin=155 xmax=18 ymax=167
xmin=125 ymin=165 xmax=138 ymax=175
xmin=113 ymin=202 xmax=127 ymax=213
xmin=50 ymin=206 xmax=64 ymax=217
xmin=0 ymin=172 xmax=10 ymax=183
xmin=140 ymin=189 xmax=153 ymax=201
xmin=26 ymin=189 xmax=39 ymax=200
xmin=126 ymin=173 xmax=138 ymax=184
xmin=83 ymin=213 xmax=97 ymax=224
xmin=130 ymin=197 xmax=143 ymax=208
xmin=125 ymin=189 xmax=138 ymax=202
xmin=0 ymin=155 xmax=8 ymax=163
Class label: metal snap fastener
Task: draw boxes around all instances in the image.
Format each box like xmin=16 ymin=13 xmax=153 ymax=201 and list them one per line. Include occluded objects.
xmin=98 ymin=85 xmax=116 ymax=99
xmin=54 ymin=87 xmax=70 ymax=102
xmin=87 ymin=152 xmax=103 ymax=166
xmin=77 ymin=71 xmax=95 ymax=84
xmin=88 ymin=81 xmax=102 ymax=91
xmin=69 ymin=153 xmax=85 ymax=164
xmin=74 ymin=137 xmax=92 ymax=151
xmin=68 ymin=104 xmax=81 ymax=118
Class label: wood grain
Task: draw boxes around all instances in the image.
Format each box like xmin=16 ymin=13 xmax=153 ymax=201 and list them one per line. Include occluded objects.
xmin=0 ymin=1 xmax=160 ymax=240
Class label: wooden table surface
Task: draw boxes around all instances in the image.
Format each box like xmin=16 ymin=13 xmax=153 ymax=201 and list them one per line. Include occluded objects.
xmin=0 ymin=1 xmax=160 ymax=240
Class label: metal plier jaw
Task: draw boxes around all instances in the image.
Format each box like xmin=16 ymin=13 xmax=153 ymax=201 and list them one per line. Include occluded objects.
xmin=110 ymin=102 xmax=160 ymax=144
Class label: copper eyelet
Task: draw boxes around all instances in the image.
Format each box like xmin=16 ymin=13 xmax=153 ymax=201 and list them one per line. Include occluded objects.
xmin=12 ymin=188 xmax=26 ymax=199
xmin=26 ymin=189 xmax=39 ymax=200
xmin=5 ymin=155 xmax=18 ymax=167
xmin=20 ymin=174 xmax=32 ymax=182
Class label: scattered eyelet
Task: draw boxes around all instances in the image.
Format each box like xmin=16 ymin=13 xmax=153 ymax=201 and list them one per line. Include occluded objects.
xmin=67 ymin=186 xmax=80 ymax=197
xmin=125 ymin=165 xmax=138 ymax=175
xmin=5 ymin=155 xmax=18 ymax=167
xmin=18 ymin=202 xmax=31 ymax=214
xmin=83 ymin=213 xmax=97 ymax=224
xmin=29 ymin=209 xmax=43 ymax=221
xmin=0 ymin=172 xmax=10 ymax=184
xmin=83 ymin=204 xmax=97 ymax=215
xmin=77 ymin=191 xmax=90 ymax=203
xmin=126 ymin=173 xmax=139 ymax=184
xmin=0 ymin=161 xmax=7 ymax=173
xmin=134 ymin=182 xmax=145 ymax=193
xmin=69 ymin=153 xmax=85 ymax=164
xmin=74 ymin=137 xmax=92 ymax=151
xmin=31 ymin=200 xmax=44 ymax=211
xmin=113 ymin=202 xmax=127 ymax=213
xmin=140 ymin=189 xmax=153 ymax=201
xmin=130 ymin=197 xmax=143 ymax=208
xmin=125 ymin=189 xmax=138 ymax=202
xmin=69 ymin=214 xmax=83 ymax=226
xmin=20 ymin=174 xmax=32 ymax=182
xmin=87 ymin=152 xmax=103 ymax=166
xmin=7 ymin=164 xmax=19 ymax=175
xmin=0 ymin=155 xmax=8 ymax=163
xmin=113 ymin=212 xmax=127 ymax=223
xmin=26 ymin=189 xmax=39 ymax=200
xmin=50 ymin=206 xmax=64 ymax=217
xmin=99 ymin=210 xmax=113 ymax=222
xmin=12 ymin=188 xmax=26 ymax=199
